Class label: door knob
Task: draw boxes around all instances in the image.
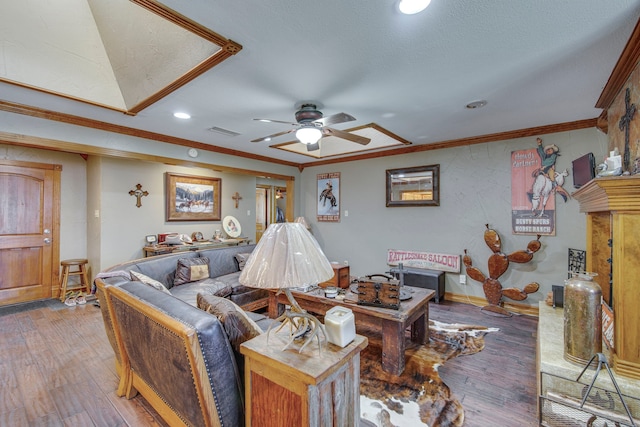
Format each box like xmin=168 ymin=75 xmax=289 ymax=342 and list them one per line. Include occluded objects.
xmin=44 ymin=238 xmax=51 ymax=244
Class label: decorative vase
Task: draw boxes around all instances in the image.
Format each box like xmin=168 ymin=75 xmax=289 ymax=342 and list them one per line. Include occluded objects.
xmin=563 ymin=272 xmax=602 ymax=366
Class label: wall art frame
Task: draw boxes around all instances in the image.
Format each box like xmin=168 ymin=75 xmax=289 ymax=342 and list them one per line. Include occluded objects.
xmin=165 ymin=172 xmax=221 ymax=222
xmin=386 ymin=164 xmax=440 ymax=207
xmin=317 ymin=172 xmax=340 ymax=222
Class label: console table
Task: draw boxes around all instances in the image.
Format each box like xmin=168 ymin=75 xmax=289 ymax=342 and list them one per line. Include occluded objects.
xmin=142 ymin=238 xmax=251 ymax=257
xmin=240 ymin=330 xmax=367 ymax=427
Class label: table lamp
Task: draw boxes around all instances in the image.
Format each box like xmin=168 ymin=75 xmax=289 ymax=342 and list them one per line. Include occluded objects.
xmin=239 ymin=222 xmax=333 ymax=352
xmin=294 ymin=216 xmax=312 ymax=232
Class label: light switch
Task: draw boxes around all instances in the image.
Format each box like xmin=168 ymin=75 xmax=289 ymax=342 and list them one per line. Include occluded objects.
xmin=94 ymin=210 xmax=100 ymax=218
xmin=344 ymin=210 xmax=349 ymax=217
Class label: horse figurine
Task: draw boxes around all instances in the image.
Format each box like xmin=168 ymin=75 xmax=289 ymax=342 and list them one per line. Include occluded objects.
xmin=529 ymin=168 xmax=570 ymax=217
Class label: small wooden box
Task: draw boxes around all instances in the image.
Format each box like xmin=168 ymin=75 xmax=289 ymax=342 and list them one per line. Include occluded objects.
xmin=319 ymin=263 xmax=350 ymax=289
xmin=356 ymin=276 xmax=400 ymax=310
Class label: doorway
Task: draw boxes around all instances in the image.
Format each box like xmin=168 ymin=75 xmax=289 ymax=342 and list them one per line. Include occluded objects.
xmin=0 ymin=160 xmax=61 ymax=306
xmin=255 ymin=185 xmax=287 ymax=243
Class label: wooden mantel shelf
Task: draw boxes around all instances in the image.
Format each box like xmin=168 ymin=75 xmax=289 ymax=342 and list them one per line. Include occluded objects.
xmin=572 ymin=175 xmax=640 ymax=212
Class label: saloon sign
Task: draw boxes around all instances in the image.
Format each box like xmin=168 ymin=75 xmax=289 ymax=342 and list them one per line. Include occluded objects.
xmin=387 ymin=249 xmax=461 ymax=273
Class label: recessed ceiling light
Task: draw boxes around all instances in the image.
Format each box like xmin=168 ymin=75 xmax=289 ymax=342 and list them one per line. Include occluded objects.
xmin=399 ymin=0 xmax=431 ymax=15
xmin=466 ymin=100 xmax=487 ymax=109
xmin=173 ymin=112 xmax=191 ymax=119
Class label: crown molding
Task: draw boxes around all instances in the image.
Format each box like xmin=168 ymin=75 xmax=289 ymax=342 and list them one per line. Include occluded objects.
xmin=596 ymin=18 xmax=640 ymax=109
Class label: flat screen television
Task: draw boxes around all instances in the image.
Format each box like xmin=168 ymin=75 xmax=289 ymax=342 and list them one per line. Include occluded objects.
xmin=572 ymin=152 xmax=595 ymax=189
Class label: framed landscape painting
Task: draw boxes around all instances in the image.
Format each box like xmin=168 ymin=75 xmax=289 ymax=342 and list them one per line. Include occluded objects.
xmin=166 ymin=173 xmax=221 ymax=222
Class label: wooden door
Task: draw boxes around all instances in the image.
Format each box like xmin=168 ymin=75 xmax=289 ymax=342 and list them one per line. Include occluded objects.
xmin=0 ymin=160 xmax=61 ymax=306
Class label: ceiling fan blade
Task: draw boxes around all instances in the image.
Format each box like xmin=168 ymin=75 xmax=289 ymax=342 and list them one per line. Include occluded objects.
xmin=307 ymin=142 xmax=320 ymax=152
xmin=253 ymin=118 xmax=298 ymax=126
xmin=323 ymin=127 xmax=371 ymax=145
xmin=251 ymin=129 xmax=295 ymax=143
xmin=313 ymin=112 xmax=356 ymax=127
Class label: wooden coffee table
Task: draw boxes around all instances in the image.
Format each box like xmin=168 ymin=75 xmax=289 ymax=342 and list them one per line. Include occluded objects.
xmin=268 ymin=286 xmax=435 ymax=375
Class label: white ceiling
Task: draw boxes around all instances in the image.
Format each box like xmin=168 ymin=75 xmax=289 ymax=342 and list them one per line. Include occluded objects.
xmin=2 ymin=0 xmax=640 ymax=165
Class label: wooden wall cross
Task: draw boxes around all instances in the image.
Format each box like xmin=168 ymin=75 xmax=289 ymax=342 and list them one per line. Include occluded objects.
xmin=618 ymin=87 xmax=636 ymax=171
xmin=129 ymin=184 xmax=149 ymax=208
xmin=232 ymin=191 xmax=242 ymax=208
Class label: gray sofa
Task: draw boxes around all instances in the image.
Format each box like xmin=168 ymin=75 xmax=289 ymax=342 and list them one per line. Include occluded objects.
xmin=97 ymin=244 xmax=268 ymax=311
xmin=95 ymin=244 xmax=274 ymax=427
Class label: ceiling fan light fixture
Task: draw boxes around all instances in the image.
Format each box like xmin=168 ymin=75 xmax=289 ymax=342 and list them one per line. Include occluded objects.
xmin=398 ymin=0 xmax=431 ymax=15
xmin=295 ymin=126 xmax=322 ymax=145
xmin=466 ymin=100 xmax=487 ymax=109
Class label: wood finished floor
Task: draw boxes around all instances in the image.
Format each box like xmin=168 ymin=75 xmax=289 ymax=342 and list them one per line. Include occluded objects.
xmin=0 ymin=298 xmax=538 ymax=426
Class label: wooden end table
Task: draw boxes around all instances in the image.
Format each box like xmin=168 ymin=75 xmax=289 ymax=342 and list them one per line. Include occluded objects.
xmin=240 ymin=330 xmax=368 ymax=427
xmin=268 ymin=286 xmax=435 ymax=375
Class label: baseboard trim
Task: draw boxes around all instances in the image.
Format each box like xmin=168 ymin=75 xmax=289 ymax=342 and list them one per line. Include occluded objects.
xmin=444 ymin=292 xmax=539 ymax=317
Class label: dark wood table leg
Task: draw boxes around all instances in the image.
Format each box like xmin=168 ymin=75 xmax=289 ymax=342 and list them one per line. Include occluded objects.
xmin=381 ymin=320 xmax=405 ymax=375
xmin=410 ymin=311 xmax=428 ymax=344
xmin=268 ymin=292 xmax=281 ymax=319
xmin=411 ymin=303 xmax=429 ymax=344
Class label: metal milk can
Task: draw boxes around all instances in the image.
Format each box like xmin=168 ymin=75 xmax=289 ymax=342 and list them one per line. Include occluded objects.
xmin=563 ymin=272 xmax=602 ymax=365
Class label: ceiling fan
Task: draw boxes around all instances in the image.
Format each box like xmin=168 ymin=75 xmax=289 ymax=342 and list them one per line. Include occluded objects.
xmin=251 ymin=103 xmax=371 ymax=151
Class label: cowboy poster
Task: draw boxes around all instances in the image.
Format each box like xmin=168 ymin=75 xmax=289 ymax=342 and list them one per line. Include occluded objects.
xmin=511 ymin=139 xmax=569 ymax=236
xmin=317 ymin=172 xmax=340 ymax=222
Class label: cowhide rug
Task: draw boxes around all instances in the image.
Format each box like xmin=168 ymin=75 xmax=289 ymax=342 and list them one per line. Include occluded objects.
xmin=359 ymin=320 xmax=499 ymax=427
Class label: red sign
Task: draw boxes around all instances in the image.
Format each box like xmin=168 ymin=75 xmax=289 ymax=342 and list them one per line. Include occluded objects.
xmin=602 ymin=303 xmax=614 ymax=350
xmin=511 ymin=148 xmax=556 ymax=235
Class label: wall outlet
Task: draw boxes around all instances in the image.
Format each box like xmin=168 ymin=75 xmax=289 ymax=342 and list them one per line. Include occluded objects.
xmin=459 ymin=274 xmax=466 ymax=285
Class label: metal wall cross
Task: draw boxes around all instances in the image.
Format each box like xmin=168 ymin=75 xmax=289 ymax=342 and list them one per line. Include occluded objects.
xmin=618 ymin=87 xmax=636 ymax=171
xmin=232 ymin=191 xmax=242 ymax=208
xmin=129 ymin=183 xmax=149 ymax=208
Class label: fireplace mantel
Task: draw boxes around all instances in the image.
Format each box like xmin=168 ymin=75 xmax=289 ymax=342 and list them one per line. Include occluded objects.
xmin=572 ymin=175 xmax=640 ymax=212
xmin=573 ymin=175 xmax=640 ymax=380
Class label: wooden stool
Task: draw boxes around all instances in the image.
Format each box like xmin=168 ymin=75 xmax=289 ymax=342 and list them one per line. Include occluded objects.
xmin=59 ymin=259 xmax=90 ymax=301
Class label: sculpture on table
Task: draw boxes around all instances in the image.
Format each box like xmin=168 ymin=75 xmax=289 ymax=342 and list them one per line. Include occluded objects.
xmin=463 ymin=224 xmax=541 ymax=317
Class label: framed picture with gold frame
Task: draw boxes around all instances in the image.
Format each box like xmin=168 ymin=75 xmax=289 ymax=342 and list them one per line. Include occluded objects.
xmin=166 ymin=173 xmax=221 ymax=221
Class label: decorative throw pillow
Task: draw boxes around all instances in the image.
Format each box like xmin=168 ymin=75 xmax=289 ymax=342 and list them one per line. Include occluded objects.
xmin=174 ymin=257 xmax=210 ymax=286
xmin=130 ymin=271 xmax=172 ymax=294
xmin=196 ymin=293 xmax=262 ymax=352
xmin=198 ymin=279 xmax=234 ymax=299
xmin=234 ymin=253 xmax=252 ymax=271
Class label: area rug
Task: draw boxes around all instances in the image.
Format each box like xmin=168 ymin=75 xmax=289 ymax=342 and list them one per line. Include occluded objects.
xmin=359 ymin=320 xmax=499 ymax=427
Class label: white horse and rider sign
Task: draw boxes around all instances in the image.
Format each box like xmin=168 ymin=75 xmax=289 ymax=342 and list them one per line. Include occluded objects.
xmin=511 ymin=138 xmax=571 ymax=236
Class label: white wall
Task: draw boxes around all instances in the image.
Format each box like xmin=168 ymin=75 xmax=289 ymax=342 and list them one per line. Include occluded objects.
xmin=300 ymin=128 xmax=608 ymax=308
xmin=97 ymin=157 xmax=260 ymax=270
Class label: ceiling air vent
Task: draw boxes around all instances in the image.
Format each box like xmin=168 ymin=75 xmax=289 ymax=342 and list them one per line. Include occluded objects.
xmin=207 ymin=126 xmax=241 ymax=137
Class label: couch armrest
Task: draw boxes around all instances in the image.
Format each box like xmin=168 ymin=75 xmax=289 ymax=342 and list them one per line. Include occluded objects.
xmin=103 ymin=280 xmax=244 ymax=427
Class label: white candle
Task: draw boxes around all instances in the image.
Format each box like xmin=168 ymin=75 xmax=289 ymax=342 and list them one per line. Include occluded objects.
xmin=324 ymin=306 xmax=355 ymax=347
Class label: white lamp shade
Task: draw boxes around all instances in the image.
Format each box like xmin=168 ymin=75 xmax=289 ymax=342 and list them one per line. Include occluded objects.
xmin=239 ymin=222 xmax=333 ymax=289
xmin=295 ymin=126 xmax=322 ymax=144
